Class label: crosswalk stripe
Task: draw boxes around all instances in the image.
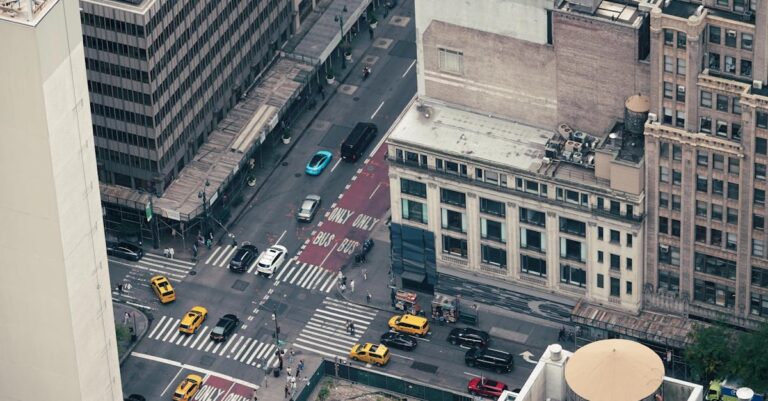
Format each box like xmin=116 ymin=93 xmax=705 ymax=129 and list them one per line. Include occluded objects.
xmin=144 ymin=254 xmax=196 ymax=266
xmin=204 ymin=339 xmax=215 ymax=353
xmin=315 ymin=308 xmax=373 ymax=325
xmin=154 ymin=318 xmax=176 ymax=340
xmin=175 ymin=332 xmax=187 ymax=345
xmin=218 ymin=247 xmax=238 ymax=268
xmin=148 ymin=316 xmax=168 ymax=338
xmin=289 ymin=263 xmax=309 ymax=284
xmin=255 ymin=343 xmax=273 ymax=360
xmin=320 ymin=276 xmax=338 ymax=293
xmin=162 ymin=319 xmax=180 ymax=342
xmin=306 ymin=318 xmax=368 ymax=335
xmin=298 ymin=265 xmax=320 ymax=288
xmin=293 ymin=343 xmax=347 ymax=361
xmin=323 ymin=299 xmax=379 ymax=316
xmin=247 ymin=343 xmax=265 ymax=365
xmin=301 ymin=325 xmax=358 ymax=346
xmin=211 ymin=245 xmax=231 ymax=267
xmin=234 ymin=338 xmax=252 ymax=360
xmin=205 ymin=247 xmax=223 ymax=265
xmin=266 ymin=353 xmax=277 ymax=368
xmin=281 ymin=263 xmax=301 ymax=283
xmin=247 ymin=259 xmax=258 ymax=274
xmin=308 ymin=270 xmax=329 ymax=290
xmin=229 ymin=335 xmax=246 ymax=356
xmin=183 ymin=328 xmax=198 ymax=346
xmin=212 ymin=341 xmax=223 ymax=354
xmin=119 ymin=262 xmax=185 ymax=281
xmin=238 ymin=339 xmax=258 ymax=362
xmin=274 ymin=260 xmax=293 ymax=281
xmin=294 ymin=337 xmax=352 ymax=355
xmin=219 ymin=334 xmax=238 ymax=355
xmin=137 ymin=260 xmax=191 ymax=274
xmin=167 ymin=326 xmax=182 ymax=344
xmin=190 ymin=327 xmax=209 ymax=349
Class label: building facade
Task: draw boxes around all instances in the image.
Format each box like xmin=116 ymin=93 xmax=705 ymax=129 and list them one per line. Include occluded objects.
xmin=643 ymin=0 xmax=768 ymax=328
xmin=0 ymin=1 xmax=122 ymax=400
xmin=80 ymin=0 xmax=293 ymax=194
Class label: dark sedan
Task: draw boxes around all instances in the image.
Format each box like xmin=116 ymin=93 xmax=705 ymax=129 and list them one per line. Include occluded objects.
xmin=210 ymin=314 xmax=239 ymax=342
xmin=229 ymin=244 xmax=258 ymax=272
xmin=106 ymin=241 xmax=144 ymax=261
xmin=448 ymin=327 xmax=490 ymax=348
xmin=379 ymin=332 xmax=417 ymax=351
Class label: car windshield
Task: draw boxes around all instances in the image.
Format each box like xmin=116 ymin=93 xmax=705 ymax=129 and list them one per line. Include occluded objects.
xmin=301 ymin=200 xmax=314 ymax=211
xmin=212 ymin=326 xmax=224 ymax=334
xmin=310 ymin=154 xmax=325 ymax=165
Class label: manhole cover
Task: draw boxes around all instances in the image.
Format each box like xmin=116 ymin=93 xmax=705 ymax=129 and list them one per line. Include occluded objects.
xmin=282 ymin=162 xmax=288 ymax=166
xmin=189 ymin=270 xmax=197 ymax=276
xmin=232 ymin=280 xmax=249 ymax=291
xmin=411 ymin=361 xmax=438 ymax=373
xmin=353 ymin=97 xmax=360 ymax=101
xmin=199 ymin=355 xmax=216 ymax=368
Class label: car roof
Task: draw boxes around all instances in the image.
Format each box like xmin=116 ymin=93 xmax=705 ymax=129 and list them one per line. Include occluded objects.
xmin=399 ymin=314 xmax=427 ymax=324
xmin=305 ymin=194 xmax=321 ymax=201
xmin=222 ymin=314 xmax=238 ymax=321
xmin=260 ymin=245 xmax=287 ymax=263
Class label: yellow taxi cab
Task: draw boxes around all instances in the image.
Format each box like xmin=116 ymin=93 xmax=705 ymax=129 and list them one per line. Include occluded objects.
xmin=172 ymin=374 xmax=203 ymax=401
xmin=178 ymin=306 xmax=208 ymax=334
xmin=388 ymin=314 xmax=429 ymax=337
xmin=150 ymin=275 xmax=175 ymax=304
xmin=349 ymin=343 xmax=390 ymax=366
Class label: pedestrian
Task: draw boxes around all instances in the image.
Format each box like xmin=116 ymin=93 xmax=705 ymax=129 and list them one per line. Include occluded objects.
xmin=288 ymin=347 xmax=294 ymax=364
xmin=168 ymin=247 xmax=175 ymax=259
xmin=350 ymin=280 xmax=355 ymax=293
xmin=206 ymin=238 xmax=212 ymax=249
xmin=290 ymin=376 xmax=297 ymax=390
xmin=341 ymin=274 xmax=347 ymax=287
xmin=117 ymin=283 xmax=123 ymax=293
xmin=284 ymin=384 xmax=290 ymax=398
xmin=350 ymin=322 xmax=356 ymax=336
xmin=286 ymin=366 xmax=292 ymax=377
xmin=123 ymin=312 xmax=130 ymax=325
xmin=209 ymin=231 xmax=214 ymax=241
xmin=369 ymin=27 xmax=374 ymax=40
xmin=192 ymin=243 xmax=198 ymax=258
xmin=366 ymin=291 xmax=372 ymax=304
xmin=252 ymin=388 xmax=258 ymax=401
xmin=340 ymin=282 xmax=346 ymax=292
xmin=163 ymin=248 xmax=170 ymax=257
xmin=298 ymin=359 xmax=304 ymax=374
xmin=346 ymin=320 xmax=351 ymax=334
xmin=362 ymin=268 xmax=367 ymax=281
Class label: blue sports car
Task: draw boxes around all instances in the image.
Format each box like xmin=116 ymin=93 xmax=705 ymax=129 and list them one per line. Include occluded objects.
xmin=306 ymin=150 xmax=333 ymax=175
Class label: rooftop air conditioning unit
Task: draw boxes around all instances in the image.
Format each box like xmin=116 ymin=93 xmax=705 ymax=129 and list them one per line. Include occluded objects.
xmin=648 ymin=113 xmax=658 ymax=123
xmin=754 ymin=80 xmax=764 ymax=90
xmin=562 ymin=150 xmax=573 ymax=161
xmin=572 ymin=131 xmax=586 ymax=144
xmin=660 ymin=244 xmax=670 ymax=253
xmin=572 ymin=152 xmax=583 ymax=163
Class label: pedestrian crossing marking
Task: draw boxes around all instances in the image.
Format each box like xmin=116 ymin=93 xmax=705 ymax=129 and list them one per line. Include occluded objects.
xmin=292 ymin=297 xmax=378 ymax=361
xmin=204 ymin=247 xmax=222 ymax=265
xmin=148 ymin=316 xmax=167 ymax=338
xmin=233 ymin=338 xmax=251 ymax=360
xmin=190 ymin=327 xmax=209 ymax=349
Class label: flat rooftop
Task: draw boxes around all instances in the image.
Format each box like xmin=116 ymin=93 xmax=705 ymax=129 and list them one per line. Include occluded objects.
xmin=558 ymin=0 xmax=645 ymax=27
xmin=80 ymin=0 xmax=155 ymax=14
xmin=0 ymin=0 xmax=58 ymax=26
xmin=387 ymin=100 xmax=552 ymax=173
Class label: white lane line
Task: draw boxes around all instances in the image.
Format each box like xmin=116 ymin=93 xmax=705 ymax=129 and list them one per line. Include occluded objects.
xmin=319 ymin=244 xmax=337 ymax=268
xmin=204 ymin=247 xmax=222 ymax=265
xmin=275 ymin=230 xmax=287 ymax=246
xmin=160 ymin=367 xmax=185 ymax=397
xmin=330 ymin=158 xmax=343 ymax=173
xmin=247 ymin=259 xmax=259 ymax=274
xmin=189 ymin=327 xmax=209 ymax=349
xmin=392 ymin=353 xmax=414 ymax=360
xmin=464 ymin=372 xmax=482 ymax=378
xmin=368 ymin=126 xmax=389 ymax=158
xmin=211 ymin=245 xmax=231 ymax=266
xmin=402 ymin=59 xmax=416 ymax=78
xmin=148 ymin=316 xmax=168 ymax=338
xmin=371 ymin=101 xmax=385 ymax=119
xmin=369 ymin=183 xmax=381 ymax=199
xmin=131 ymin=352 xmax=260 ymax=390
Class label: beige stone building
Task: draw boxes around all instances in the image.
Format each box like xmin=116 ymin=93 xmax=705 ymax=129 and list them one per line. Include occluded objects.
xmin=643 ymin=0 xmax=768 ymax=329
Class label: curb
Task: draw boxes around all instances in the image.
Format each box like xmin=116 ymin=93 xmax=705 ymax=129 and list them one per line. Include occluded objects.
xmin=115 ymin=300 xmax=153 ymax=366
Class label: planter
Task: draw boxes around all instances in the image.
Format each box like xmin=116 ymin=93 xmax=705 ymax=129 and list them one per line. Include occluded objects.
xmin=282 ymin=135 xmax=291 ymax=145
xmin=326 ymin=75 xmax=336 ymax=85
xmin=344 ymin=51 xmax=352 ymax=61
xmin=370 ymin=21 xmax=378 ymax=29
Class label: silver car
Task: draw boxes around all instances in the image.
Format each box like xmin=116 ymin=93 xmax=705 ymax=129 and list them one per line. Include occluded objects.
xmin=297 ymin=194 xmax=321 ymax=222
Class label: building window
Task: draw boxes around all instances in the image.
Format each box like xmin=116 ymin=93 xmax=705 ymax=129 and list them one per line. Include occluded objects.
xmin=712 ymin=154 xmax=724 ymax=170
xmin=659 ymin=270 xmax=680 ymax=293
xmin=516 ymin=178 xmax=548 ymax=197
xmin=756 ymin=189 xmax=766 ymax=205
xmin=480 ymin=198 xmax=505 ymax=217
xmin=672 ymin=169 xmax=682 ymax=185
xmin=727 ymin=182 xmax=739 ymax=200
xmin=560 ymin=264 xmax=586 ymax=287
xmin=697 ymin=150 xmax=709 ymax=166
xmin=676 ymin=111 xmax=685 ymax=128
xmin=701 ymin=116 xmax=712 ymax=133
xmin=758 ymin=112 xmax=768 ymax=129
xmin=626 ymin=204 xmax=634 ymax=217
xmin=696 ymin=200 xmax=707 ymax=217
xmin=726 ymin=232 xmax=737 ymax=251
xmin=442 ymin=235 xmax=467 ymax=257
xmin=732 ymin=97 xmax=742 ymax=114
xmin=659 ymin=191 xmax=669 ymax=208
xmin=671 ymin=219 xmax=681 ymax=237
xmin=476 ymin=168 xmax=507 ymax=187
xmin=659 ymin=166 xmax=670 ymax=183
xmin=676 ymin=85 xmax=686 ymax=102
xmin=438 ymin=48 xmax=463 ymax=74
xmin=756 ymin=163 xmax=767 ymax=179
xmin=519 ymin=207 xmax=545 ymax=227
xmin=712 ymin=204 xmax=723 ymax=221
xmin=597 ymin=226 xmax=604 ymax=240
xmin=626 ymin=281 xmax=633 ymax=295
xmin=728 ymin=157 xmax=740 ymax=174
xmin=700 ymin=91 xmax=712 ymax=108
xmin=727 ymin=207 xmax=738 ymax=224
xmin=672 ymin=144 xmax=682 ymax=161
xmin=560 ymin=237 xmax=585 ymax=262
xmin=725 ymin=29 xmax=737 ymax=47
xmin=695 ymin=253 xmax=736 ymax=279
xmin=659 ymin=216 xmax=669 ymax=234
xmin=752 ymin=266 xmax=768 ymax=288
xmin=756 ymin=137 xmax=767 ymax=154
xmin=481 ymin=245 xmax=507 ymax=268
xmin=709 ymin=26 xmax=721 ymax=44
xmin=597 ymin=250 xmax=604 ymax=263
xmin=663 ymin=108 xmax=673 ymax=124
xmin=694 ymin=279 xmax=735 ymax=308
xmin=521 ymin=228 xmax=545 ymax=252
xmin=610 ymin=200 xmax=621 ymax=215
xmin=521 ymin=255 xmax=547 ymax=277
xmin=664 ymin=29 xmax=674 ymax=45
xmin=741 ymin=59 xmax=752 ymax=77
xmin=677 ymin=58 xmax=686 ymax=75
xmin=659 ymin=245 xmax=680 ymax=266
xmin=742 ymin=33 xmax=753 ymax=50
xmin=440 ymin=188 xmax=466 ymax=207
xmin=696 ymin=225 xmax=707 ymax=242
xmin=709 ymin=53 xmax=721 ymax=70
xmin=597 ymin=273 xmax=604 ymax=288
xmin=713 ymin=179 xmax=724 ymax=195
xmin=610 ymin=229 xmax=620 ymax=244
xmin=725 ymin=56 xmax=736 ymax=74
xmin=753 ymin=239 xmax=764 ymax=257
xmin=716 ymin=120 xmax=729 ymax=137
xmin=610 ymin=277 xmax=620 ymax=297
xmin=751 ymin=294 xmax=768 ymax=316
xmin=402 ymin=199 xmax=428 ymax=224
xmin=610 ymin=254 xmax=620 ymax=270
xmin=716 ymin=95 xmax=729 ymax=112
xmin=663 ymin=82 xmax=674 ymax=99
xmin=626 ymin=234 xmax=633 ymax=248
xmin=754 ymin=214 xmax=765 ymax=231
xmin=559 ymin=217 xmax=586 ymax=237
xmin=664 ymin=56 xmax=674 ymax=73
xmin=733 ymin=0 xmax=747 ymax=12
xmin=597 ymin=197 xmax=605 ymax=210
xmin=481 ymin=218 xmax=506 ymax=243
xmin=557 ymin=188 xmax=588 ymax=206
xmin=441 ymin=208 xmax=466 ymax=232
xmin=732 ymin=123 xmax=742 ymax=141
xmin=677 ymin=31 xmax=686 ymax=48
xmin=672 ymin=195 xmax=681 ymax=211
xmin=711 ymin=229 xmax=723 ymax=246
xmin=660 ymin=142 xmax=669 ymax=158
xmin=401 ymin=178 xmax=427 ymax=198
xmin=697 ymin=175 xmax=708 ymax=192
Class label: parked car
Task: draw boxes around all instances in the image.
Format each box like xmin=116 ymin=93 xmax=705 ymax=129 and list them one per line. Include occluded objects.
xmin=229 ymin=244 xmax=258 ymax=273
xmin=467 ymin=377 xmax=509 ymax=398
xmin=297 ymin=194 xmax=321 ymax=222
xmin=349 ymin=343 xmax=390 ymax=366
xmin=210 ymin=314 xmax=239 ymax=342
xmin=465 ymin=347 xmax=514 ymax=373
xmin=256 ymin=245 xmax=288 ymax=276
xmin=379 ymin=332 xmax=417 ymax=351
xmin=448 ymin=327 xmax=490 ymax=348
xmin=178 ymin=306 xmax=208 ymax=334
xmin=149 ymin=275 xmax=175 ymax=304
xmin=305 ymin=150 xmax=333 ymax=175
xmin=172 ymin=374 xmax=202 ymax=401
xmin=107 ymin=241 xmax=144 ymax=261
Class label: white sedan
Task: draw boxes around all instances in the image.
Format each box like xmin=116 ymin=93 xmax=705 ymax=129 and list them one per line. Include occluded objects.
xmin=256 ymin=245 xmax=288 ymax=276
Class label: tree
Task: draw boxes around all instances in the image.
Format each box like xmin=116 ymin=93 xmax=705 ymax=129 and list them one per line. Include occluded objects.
xmin=729 ymin=322 xmax=768 ymax=393
xmin=684 ymin=324 xmax=734 ymax=383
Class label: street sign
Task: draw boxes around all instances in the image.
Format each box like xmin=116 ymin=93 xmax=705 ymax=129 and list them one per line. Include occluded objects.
xmin=145 ymin=202 xmax=152 ymax=222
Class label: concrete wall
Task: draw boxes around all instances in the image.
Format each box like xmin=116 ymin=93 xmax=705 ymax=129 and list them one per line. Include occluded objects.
xmin=0 ymin=1 xmax=122 ymax=400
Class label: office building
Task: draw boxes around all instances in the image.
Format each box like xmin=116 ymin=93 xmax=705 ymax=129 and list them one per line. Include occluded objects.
xmin=643 ymin=0 xmax=768 ymax=329
xmin=0 ymin=1 xmax=122 ymax=400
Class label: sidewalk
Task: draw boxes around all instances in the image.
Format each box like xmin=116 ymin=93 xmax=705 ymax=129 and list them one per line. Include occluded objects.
xmin=112 ymin=301 xmax=150 ymax=365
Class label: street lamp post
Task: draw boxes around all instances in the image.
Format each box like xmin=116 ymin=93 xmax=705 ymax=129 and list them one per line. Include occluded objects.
xmin=272 ymin=309 xmax=283 ymax=370
xmin=197 ymin=180 xmax=211 ymax=237
xmin=334 ymin=6 xmax=348 ymax=69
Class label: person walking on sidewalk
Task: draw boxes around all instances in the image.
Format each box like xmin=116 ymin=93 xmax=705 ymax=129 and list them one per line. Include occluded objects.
xmin=284 ymin=385 xmax=290 ymax=399
xmin=362 ymin=268 xmax=367 ymax=280
xmin=298 ymin=359 xmax=304 ymax=376
xmin=366 ymin=291 xmax=372 ymax=304
xmin=350 ymin=280 xmax=355 ymax=293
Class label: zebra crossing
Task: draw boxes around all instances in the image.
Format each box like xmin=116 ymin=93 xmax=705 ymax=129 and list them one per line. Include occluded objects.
xmin=203 ymin=246 xmax=338 ymax=293
xmin=292 ymin=297 xmax=378 ymax=360
xmin=147 ymin=315 xmax=280 ymax=368
xmin=109 ymin=253 xmax=196 ymax=283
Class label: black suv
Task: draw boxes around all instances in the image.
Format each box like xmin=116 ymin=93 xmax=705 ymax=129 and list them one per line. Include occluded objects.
xmin=465 ymin=347 xmax=514 ymax=373
xmin=229 ymin=245 xmax=258 ymax=272
xmin=448 ymin=327 xmax=490 ymax=348
xmin=210 ymin=314 xmax=239 ymax=342
xmin=106 ymin=241 xmax=144 ymax=261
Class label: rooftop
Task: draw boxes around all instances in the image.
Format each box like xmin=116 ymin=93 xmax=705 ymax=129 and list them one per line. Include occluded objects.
xmin=557 ymin=0 xmax=646 ymax=27
xmin=80 ymin=0 xmax=155 ymax=14
xmin=661 ymin=0 xmax=756 ymax=23
xmin=291 ymin=0 xmax=370 ymax=64
xmin=0 ymin=0 xmax=58 ymax=26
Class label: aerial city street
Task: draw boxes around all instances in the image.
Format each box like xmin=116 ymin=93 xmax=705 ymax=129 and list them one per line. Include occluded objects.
xmin=2 ymin=0 xmax=768 ymax=400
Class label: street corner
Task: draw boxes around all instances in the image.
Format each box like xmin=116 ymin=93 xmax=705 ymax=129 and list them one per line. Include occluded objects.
xmin=194 ymin=375 xmax=258 ymax=401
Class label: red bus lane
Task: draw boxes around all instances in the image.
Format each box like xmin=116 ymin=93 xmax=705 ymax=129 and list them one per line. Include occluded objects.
xmin=193 ymin=375 xmax=255 ymax=401
xmin=297 ymin=143 xmax=390 ymax=271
